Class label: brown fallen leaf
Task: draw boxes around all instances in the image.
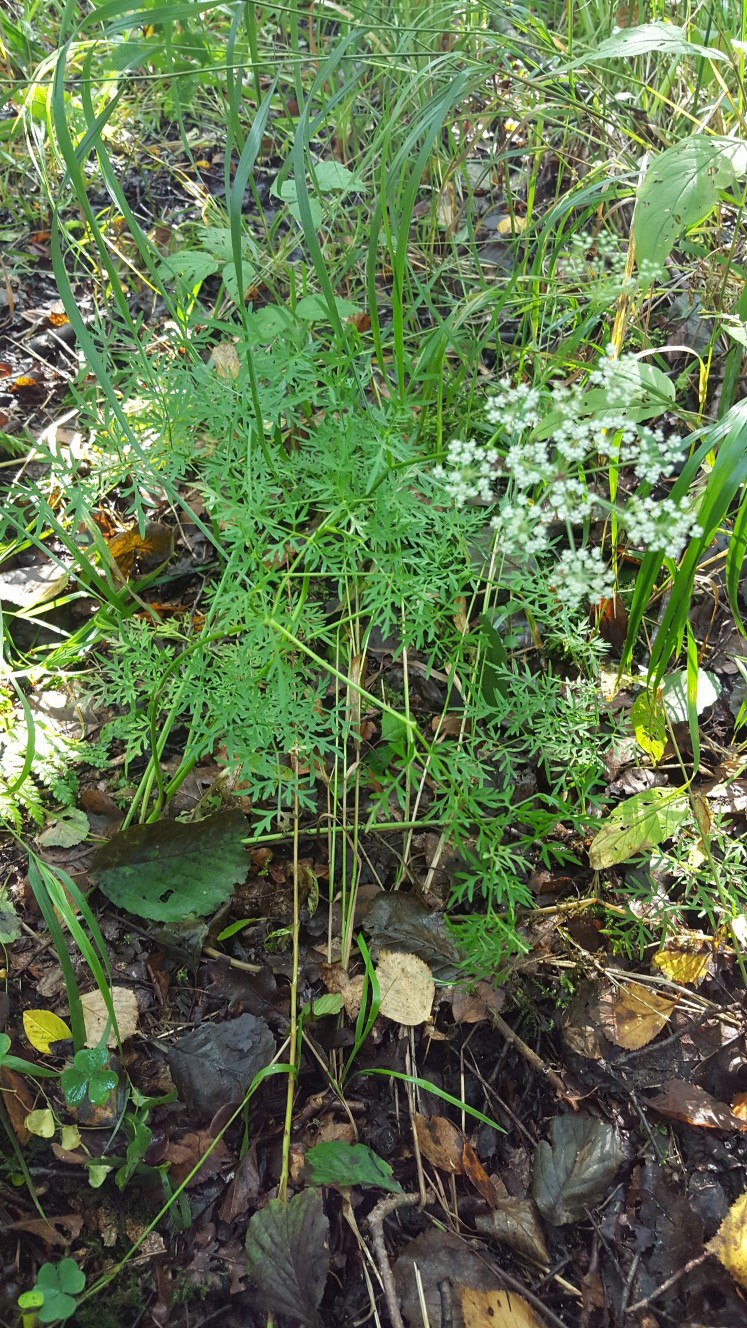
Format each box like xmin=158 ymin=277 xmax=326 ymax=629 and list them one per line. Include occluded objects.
xmin=106 ymin=522 xmax=174 ymax=576
xmin=648 ymin=1080 xmax=747 ymax=1131
xmin=599 ymin=980 xmax=677 ymax=1050
xmin=210 ymin=341 xmax=241 ymax=378
xmin=476 ymin=1198 xmax=549 ymax=1266
xmin=164 ymin=1131 xmax=233 ymax=1187
xmin=458 ymin=1286 xmax=543 ymax=1327
xmin=413 ymin=1113 xmax=492 ymax=1203
xmin=732 ymin=1093 xmax=747 ymax=1122
xmin=561 ymin=981 xmax=608 ymax=1060
xmin=9 ymin=1215 xmax=83 ymax=1247
xmin=0 ymin=1065 xmax=35 ymax=1143
xmin=321 ymin=962 xmax=365 ymax=1019
xmin=708 ymin=1191 xmax=747 ymax=1287
xmin=451 ymin=980 xmax=506 ymax=1024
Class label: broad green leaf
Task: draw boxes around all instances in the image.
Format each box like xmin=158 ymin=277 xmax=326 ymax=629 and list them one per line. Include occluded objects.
xmin=312 ymin=161 xmax=358 ymax=192
xmin=245 ymin=1188 xmax=329 ymax=1327
xmin=534 ymin=359 xmax=674 ymax=439
xmin=661 ymin=668 xmax=721 ymax=724
xmin=88 ymin=1164 xmax=111 ymax=1188
xmin=532 ymin=1115 xmax=622 ymax=1225
xmin=23 ymin=1009 xmax=72 ymax=1055
xmin=38 ymin=809 xmax=89 ymax=848
xmin=305 ymin=1141 xmax=402 ymax=1192
xmin=25 ymin=1108 xmax=56 ymax=1139
xmin=0 ymin=889 xmax=21 ymax=944
xmin=295 ymin=294 xmax=359 ymax=321
xmin=633 ymin=136 xmax=747 ymax=274
xmin=630 ymin=691 xmax=667 ymax=763
xmin=301 ymin=993 xmax=345 ymax=1019
xmin=90 ymin=810 xmax=248 ymax=921
xmin=588 ymin=788 xmax=689 ymax=870
xmin=60 ymin=1125 xmax=81 ymax=1151
xmin=580 ymin=22 xmax=726 ymax=63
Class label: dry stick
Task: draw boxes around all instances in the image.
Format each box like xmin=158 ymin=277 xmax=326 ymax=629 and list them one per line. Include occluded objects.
xmin=626 ymin=1250 xmax=711 ymax=1315
xmin=368 ymin=1191 xmax=425 ymax=1328
xmin=488 ymin=1010 xmax=572 ymax=1103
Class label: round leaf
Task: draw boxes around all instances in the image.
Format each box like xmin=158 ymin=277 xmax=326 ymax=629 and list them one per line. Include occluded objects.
xmin=23 ymin=1009 xmax=72 ymax=1055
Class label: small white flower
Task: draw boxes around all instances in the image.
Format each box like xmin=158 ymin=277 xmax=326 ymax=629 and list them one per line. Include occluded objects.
xmin=550 ymin=547 xmax=614 ymax=609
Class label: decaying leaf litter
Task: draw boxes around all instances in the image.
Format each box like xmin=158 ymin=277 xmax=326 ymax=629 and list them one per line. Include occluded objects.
xmin=3 ymin=5 xmax=747 ymax=1328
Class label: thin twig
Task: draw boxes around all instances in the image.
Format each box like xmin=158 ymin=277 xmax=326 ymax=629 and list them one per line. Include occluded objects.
xmin=626 ymin=1250 xmax=710 ymax=1315
xmin=368 ymin=1191 xmax=425 ymax=1328
xmin=488 ymin=1010 xmax=574 ymax=1104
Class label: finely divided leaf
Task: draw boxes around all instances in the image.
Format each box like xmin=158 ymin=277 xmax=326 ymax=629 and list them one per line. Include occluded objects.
xmin=532 ymin=1115 xmax=622 ymax=1225
xmin=305 ymin=1141 xmax=402 ymax=1193
xmin=91 ymin=811 xmax=247 ymax=921
xmin=245 ymin=1188 xmax=329 ymax=1327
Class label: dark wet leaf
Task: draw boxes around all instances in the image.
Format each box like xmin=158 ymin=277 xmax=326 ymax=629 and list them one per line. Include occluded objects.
xmin=364 ymin=893 xmax=461 ymax=980
xmin=394 ymin=1228 xmax=502 ymax=1328
xmin=305 ymin=1141 xmax=401 ymax=1193
xmin=476 ymin=1198 xmax=549 ymax=1265
xmin=91 ymin=810 xmax=247 ymax=921
xmin=532 ymin=1114 xmax=622 ymax=1225
xmin=647 ymin=1080 xmax=747 ymax=1131
xmin=165 ymin=1013 xmax=274 ymax=1121
xmin=245 ymin=1187 xmax=329 ymax=1327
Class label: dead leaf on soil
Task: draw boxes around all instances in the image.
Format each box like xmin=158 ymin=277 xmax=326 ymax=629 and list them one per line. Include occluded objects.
xmin=81 ymin=986 xmax=139 ymax=1048
xmin=708 ymin=1191 xmax=747 ymax=1287
xmin=732 ymin=1093 xmax=747 ymax=1121
xmin=532 ymin=1114 xmax=622 ymax=1225
xmin=450 ymin=980 xmax=506 ymax=1023
xmin=599 ymin=980 xmax=677 ymax=1050
xmin=106 ymin=521 xmax=174 ymax=576
xmin=652 ymin=937 xmax=713 ymax=986
xmin=245 ymin=1187 xmax=329 ymax=1328
xmin=164 ymin=1130 xmax=232 ymax=1187
xmin=648 ymin=1080 xmax=747 ymax=1131
xmin=210 ymin=341 xmax=241 ymax=378
xmin=561 ymin=981 xmax=608 ymax=1060
xmin=413 ymin=1114 xmax=492 ymax=1201
xmin=394 ymin=1228 xmax=503 ymax=1328
xmin=321 ymin=962 xmax=365 ymax=1019
xmin=0 ymin=560 xmax=69 ymax=609
xmin=458 ymin=1286 xmax=543 ymax=1328
xmin=9 ymin=1215 xmax=83 ymax=1248
xmin=476 ymin=1198 xmax=549 ymax=1265
xmin=375 ymin=949 xmax=434 ymax=1026
xmin=23 ymin=1007 xmax=72 ymax=1055
xmin=0 ymin=1066 xmax=34 ymax=1142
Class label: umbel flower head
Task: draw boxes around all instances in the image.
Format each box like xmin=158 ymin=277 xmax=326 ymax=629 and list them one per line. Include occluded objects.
xmin=430 ymin=348 xmax=702 ymax=611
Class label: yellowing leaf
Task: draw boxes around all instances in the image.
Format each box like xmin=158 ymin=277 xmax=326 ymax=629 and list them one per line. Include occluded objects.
xmin=652 ymin=937 xmax=712 ymax=986
xmin=708 ymin=1191 xmax=747 ymax=1287
xmin=588 ymin=788 xmax=689 ymax=870
xmin=81 ymin=987 xmax=139 ymax=1049
xmin=374 ymin=950 xmax=434 ymax=1026
xmin=458 ymin=1286 xmax=543 ymax=1328
xmin=496 ymin=215 xmax=527 ymax=236
xmin=23 ymin=1009 xmax=72 ymax=1055
xmin=25 ymin=1108 xmax=55 ymax=1138
xmin=630 ymin=691 xmax=666 ymax=763
xmin=61 ymin=1124 xmax=81 ymax=1150
xmin=599 ymin=981 xmax=677 ymax=1050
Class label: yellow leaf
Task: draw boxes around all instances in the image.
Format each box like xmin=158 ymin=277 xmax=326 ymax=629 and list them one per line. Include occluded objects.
xmin=708 ymin=1191 xmax=747 ymax=1286
xmin=599 ymin=981 xmax=677 ymax=1050
xmin=653 ymin=938 xmax=712 ymax=986
xmin=458 ymin=1286 xmax=543 ymax=1327
xmin=732 ymin=1094 xmax=747 ymax=1122
xmin=25 ymin=1108 xmax=55 ymax=1138
xmin=23 ymin=1008 xmax=72 ymax=1055
xmin=61 ymin=1124 xmax=81 ymax=1151
xmin=497 ymin=215 xmax=527 ymax=236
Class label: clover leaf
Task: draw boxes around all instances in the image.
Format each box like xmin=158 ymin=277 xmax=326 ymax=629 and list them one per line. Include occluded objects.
xmin=61 ymin=1046 xmax=118 ymax=1108
xmin=20 ymin=1259 xmax=85 ymax=1323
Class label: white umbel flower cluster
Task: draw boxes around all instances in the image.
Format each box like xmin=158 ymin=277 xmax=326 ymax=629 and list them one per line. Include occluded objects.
xmin=431 ymin=437 xmax=499 ymax=507
xmin=430 ymin=347 xmax=702 ymax=610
